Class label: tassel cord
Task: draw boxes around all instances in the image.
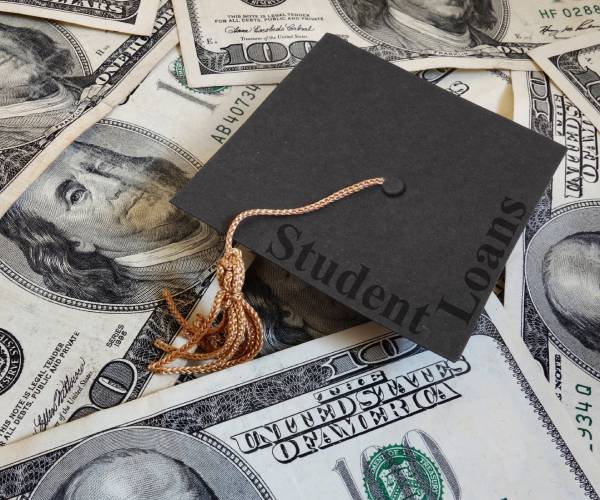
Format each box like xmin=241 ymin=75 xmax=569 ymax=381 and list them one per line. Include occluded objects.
xmin=148 ymin=177 xmax=385 ymax=375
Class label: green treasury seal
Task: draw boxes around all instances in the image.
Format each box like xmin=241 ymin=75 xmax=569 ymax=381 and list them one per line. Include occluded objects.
xmin=364 ymin=445 xmax=444 ymax=500
xmin=169 ymin=57 xmax=229 ymax=95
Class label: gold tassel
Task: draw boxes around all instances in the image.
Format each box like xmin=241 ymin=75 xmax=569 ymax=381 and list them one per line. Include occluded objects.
xmin=148 ymin=177 xmax=385 ymax=375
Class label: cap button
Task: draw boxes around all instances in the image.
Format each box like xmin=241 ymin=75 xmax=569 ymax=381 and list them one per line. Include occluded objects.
xmin=382 ymin=178 xmax=406 ymax=197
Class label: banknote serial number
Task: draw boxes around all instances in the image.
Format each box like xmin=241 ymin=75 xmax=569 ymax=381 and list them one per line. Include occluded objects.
xmin=540 ymin=6 xmax=600 ymax=18
xmin=212 ymin=86 xmax=263 ymax=144
xmin=575 ymin=383 xmax=594 ymax=453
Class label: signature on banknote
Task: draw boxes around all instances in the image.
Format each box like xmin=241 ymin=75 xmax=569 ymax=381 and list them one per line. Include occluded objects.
xmin=33 ymin=358 xmax=89 ymax=434
xmin=539 ymin=19 xmax=600 ymax=39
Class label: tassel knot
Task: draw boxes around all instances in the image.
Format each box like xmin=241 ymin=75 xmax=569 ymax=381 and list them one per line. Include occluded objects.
xmin=148 ymin=177 xmax=385 ymax=375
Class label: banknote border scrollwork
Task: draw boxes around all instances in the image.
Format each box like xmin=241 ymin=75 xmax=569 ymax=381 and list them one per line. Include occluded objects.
xmin=0 ymin=330 xmax=416 ymax=496
xmin=548 ymin=334 xmax=600 ymax=382
xmin=0 ymin=119 xmax=204 ymax=313
xmin=51 ymin=23 xmax=93 ymax=76
xmin=329 ymin=0 xmax=523 ymax=61
xmin=100 ymin=119 xmax=204 ymax=171
xmin=521 ymin=71 xmax=554 ymax=374
xmin=27 ymin=427 xmax=274 ymax=499
xmin=1 ymin=314 xmax=598 ymax=498
xmin=0 ymin=0 xmax=142 ymax=23
xmin=552 ymin=199 xmax=600 ymax=216
xmin=241 ymin=0 xmax=286 ymax=6
xmin=552 ymin=50 xmax=600 ymax=113
xmin=548 ymin=200 xmax=600 ymax=373
xmin=533 ymin=200 xmax=600 ymax=382
xmin=0 ymin=2 xmax=177 ymax=195
xmin=494 ymin=0 xmax=511 ymax=42
xmin=523 ymin=71 xmax=600 ymax=382
xmin=195 ymin=431 xmax=274 ymax=499
xmin=489 ymin=321 xmax=599 ymax=499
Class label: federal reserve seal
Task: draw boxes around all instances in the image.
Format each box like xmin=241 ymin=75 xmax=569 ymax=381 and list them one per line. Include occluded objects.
xmin=364 ymin=445 xmax=443 ymax=500
xmin=241 ymin=0 xmax=286 ymax=6
xmin=0 ymin=329 xmax=23 ymax=395
xmin=169 ymin=57 xmax=229 ymax=95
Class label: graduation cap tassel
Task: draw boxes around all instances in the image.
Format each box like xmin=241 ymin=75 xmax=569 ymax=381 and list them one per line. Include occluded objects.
xmin=148 ymin=177 xmax=385 ymax=375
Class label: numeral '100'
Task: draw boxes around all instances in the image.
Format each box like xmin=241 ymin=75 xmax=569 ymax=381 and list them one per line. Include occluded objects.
xmin=223 ymin=41 xmax=317 ymax=65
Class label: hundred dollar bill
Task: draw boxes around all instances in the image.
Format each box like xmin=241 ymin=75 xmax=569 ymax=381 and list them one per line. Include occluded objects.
xmin=0 ymin=59 xmax=508 ymax=445
xmin=0 ymin=0 xmax=159 ymax=35
xmin=173 ymin=0 xmax=600 ymax=87
xmin=506 ymin=71 xmax=600 ymax=456
xmin=0 ymin=47 xmax=273 ymax=446
xmin=530 ymin=31 xmax=600 ymax=133
xmin=0 ymin=8 xmax=177 ymax=218
xmin=1 ymin=296 xmax=599 ymax=499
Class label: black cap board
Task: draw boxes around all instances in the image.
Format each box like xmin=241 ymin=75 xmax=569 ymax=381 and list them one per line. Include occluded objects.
xmin=173 ymin=34 xmax=565 ymax=361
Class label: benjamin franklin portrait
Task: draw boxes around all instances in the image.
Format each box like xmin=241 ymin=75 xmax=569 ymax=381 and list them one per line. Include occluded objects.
xmin=0 ymin=17 xmax=86 ymax=150
xmin=31 ymin=427 xmax=269 ymax=500
xmin=0 ymin=133 xmax=222 ymax=305
xmin=525 ymin=206 xmax=600 ymax=371
xmin=542 ymin=232 xmax=600 ymax=353
xmin=52 ymin=449 xmax=218 ymax=500
xmin=338 ymin=0 xmax=501 ymax=51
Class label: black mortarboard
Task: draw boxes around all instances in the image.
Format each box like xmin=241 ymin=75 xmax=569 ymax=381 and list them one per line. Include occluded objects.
xmin=173 ymin=34 xmax=564 ymax=360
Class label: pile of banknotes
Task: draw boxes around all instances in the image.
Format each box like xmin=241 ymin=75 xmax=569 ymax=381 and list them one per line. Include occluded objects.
xmin=1 ymin=1 xmax=600 ymax=498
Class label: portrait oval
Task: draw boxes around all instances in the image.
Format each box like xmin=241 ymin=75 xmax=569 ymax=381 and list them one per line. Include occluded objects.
xmin=0 ymin=328 xmax=24 ymax=396
xmin=31 ymin=426 xmax=273 ymax=500
xmin=332 ymin=0 xmax=509 ymax=52
xmin=0 ymin=13 xmax=90 ymax=151
xmin=0 ymin=120 xmax=223 ymax=312
xmin=525 ymin=204 xmax=600 ymax=376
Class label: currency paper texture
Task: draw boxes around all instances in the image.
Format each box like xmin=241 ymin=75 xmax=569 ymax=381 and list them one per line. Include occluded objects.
xmin=0 ymin=7 xmax=177 ymax=218
xmin=0 ymin=63 xmax=509 ymax=446
xmin=530 ymin=31 xmax=600 ymax=133
xmin=506 ymin=71 xmax=600 ymax=456
xmin=416 ymin=67 xmax=512 ymax=118
xmin=0 ymin=0 xmax=159 ymax=34
xmin=0 ymin=47 xmax=273 ymax=446
xmin=0 ymin=296 xmax=599 ymax=499
xmin=173 ymin=0 xmax=600 ymax=87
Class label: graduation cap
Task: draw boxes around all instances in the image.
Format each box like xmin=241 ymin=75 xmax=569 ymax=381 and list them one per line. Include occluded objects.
xmin=168 ymin=34 xmax=564 ymax=363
